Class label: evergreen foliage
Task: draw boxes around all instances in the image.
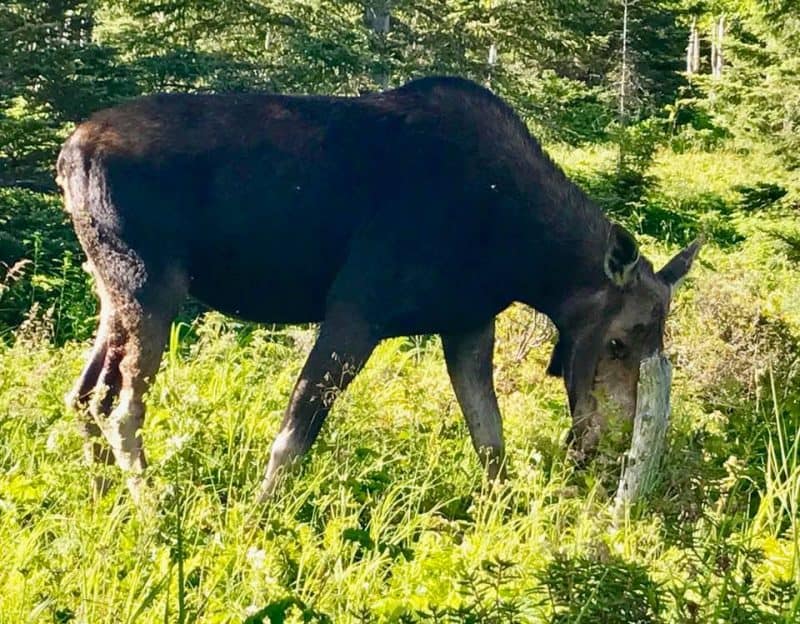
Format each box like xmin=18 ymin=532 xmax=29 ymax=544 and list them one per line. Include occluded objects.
xmin=2 ymin=0 xmax=799 ymax=340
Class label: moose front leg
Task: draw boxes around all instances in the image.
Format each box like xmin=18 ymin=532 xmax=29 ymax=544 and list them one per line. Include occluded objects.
xmin=258 ymin=310 xmax=378 ymax=500
xmin=441 ymin=319 xmax=506 ymax=481
xmin=566 ymin=409 xmax=603 ymax=466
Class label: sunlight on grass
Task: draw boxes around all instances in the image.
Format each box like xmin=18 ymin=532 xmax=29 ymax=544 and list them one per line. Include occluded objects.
xmin=1 ymin=150 xmax=799 ymax=622
xmin=1 ymin=300 xmax=798 ymax=621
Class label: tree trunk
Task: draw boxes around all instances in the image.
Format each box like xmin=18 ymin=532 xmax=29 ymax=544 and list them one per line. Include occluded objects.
xmin=614 ymin=354 xmax=673 ymax=517
xmin=711 ymin=15 xmax=725 ymax=79
xmin=365 ymin=0 xmax=391 ymax=89
xmin=617 ymin=0 xmax=637 ymax=173
xmin=484 ymin=0 xmax=497 ymax=89
xmin=686 ymin=17 xmax=700 ymax=75
xmin=619 ymin=0 xmax=630 ymax=125
xmin=487 ymin=43 xmax=497 ymax=88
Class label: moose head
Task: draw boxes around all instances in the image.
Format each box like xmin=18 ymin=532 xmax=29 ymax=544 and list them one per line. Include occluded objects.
xmin=548 ymin=225 xmax=702 ymax=459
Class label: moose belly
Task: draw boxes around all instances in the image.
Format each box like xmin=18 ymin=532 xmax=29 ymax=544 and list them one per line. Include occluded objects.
xmin=186 ymin=223 xmax=347 ymax=325
xmin=185 ymin=200 xmax=350 ymax=324
xmin=187 ymin=258 xmax=329 ymax=323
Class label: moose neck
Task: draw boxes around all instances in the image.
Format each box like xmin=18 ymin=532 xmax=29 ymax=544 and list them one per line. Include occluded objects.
xmin=511 ymin=149 xmax=614 ymax=329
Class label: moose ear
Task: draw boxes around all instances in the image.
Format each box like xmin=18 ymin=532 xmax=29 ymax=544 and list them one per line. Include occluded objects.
xmin=604 ymin=223 xmax=640 ymax=287
xmin=658 ymin=237 xmax=703 ymax=294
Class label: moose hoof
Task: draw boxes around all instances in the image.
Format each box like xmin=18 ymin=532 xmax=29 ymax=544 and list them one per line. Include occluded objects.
xmin=65 ymin=389 xmax=83 ymax=413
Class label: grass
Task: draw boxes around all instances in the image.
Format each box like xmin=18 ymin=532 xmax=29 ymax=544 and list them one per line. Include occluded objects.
xmin=1 ymin=146 xmax=799 ymax=622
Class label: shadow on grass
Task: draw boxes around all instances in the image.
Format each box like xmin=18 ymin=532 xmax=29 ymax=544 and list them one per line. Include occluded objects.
xmin=574 ymin=169 xmax=762 ymax=248
xmin=538 ymin=552 xmax=663 ymax=624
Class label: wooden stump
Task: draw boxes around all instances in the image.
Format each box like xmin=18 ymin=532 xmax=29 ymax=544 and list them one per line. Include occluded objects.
xmin=614 ymin=353 xmax=672 ymax=517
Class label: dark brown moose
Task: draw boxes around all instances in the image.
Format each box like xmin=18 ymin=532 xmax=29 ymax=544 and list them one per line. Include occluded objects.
xmin=58 ymin=77 xmax=700 ymax=502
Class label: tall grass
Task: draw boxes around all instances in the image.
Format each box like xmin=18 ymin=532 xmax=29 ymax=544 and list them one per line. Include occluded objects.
xmin=1 ymin=298 xmax=798 ymax=622
xmin=753 ymin=368 xmax=800 ymax=585
xmin=1 ymin=147 xmax=799 ymax=622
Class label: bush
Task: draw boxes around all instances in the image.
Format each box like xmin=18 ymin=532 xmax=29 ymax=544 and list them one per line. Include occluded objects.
xmin=665 ymin=90 xmax=732 ymax=154
xmin=669 ymin=249 xmax=800 ymax=409
xmin=539 ymin=553 xmax=664 ymax=623
xmin=0 ymin=188 xmax=95 ymax=343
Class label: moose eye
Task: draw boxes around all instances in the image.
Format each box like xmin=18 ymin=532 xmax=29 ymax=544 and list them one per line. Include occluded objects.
xmin=608 ymin=338 xmax=627 ymax=359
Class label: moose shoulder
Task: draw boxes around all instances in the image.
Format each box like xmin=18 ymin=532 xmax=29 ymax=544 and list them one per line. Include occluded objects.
xmin=57 ymin=76 xmax=700 ymax=501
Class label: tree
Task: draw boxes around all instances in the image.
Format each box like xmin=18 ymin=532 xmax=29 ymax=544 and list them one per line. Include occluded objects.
xmin=710 ymin=0 xmax=800 ymax=165
xmin=0 ymin=0 xmax=140 ymax=189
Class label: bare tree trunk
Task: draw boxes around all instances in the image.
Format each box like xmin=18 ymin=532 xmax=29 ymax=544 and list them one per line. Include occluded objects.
xmin=487 ymin=43 xmax=497 ymax=88
xmin=365 ymin=0 xmax=391 ymax=89
xmin=686 ymin=16 xmax=700 ymax=75
xmin=484 ymin=0 xmax=497 ymax=89
xmin=617 ymin=0 xmax=637 ymax=172
xmin=711 ymin=15 xmax=725 ymax=79
xmin=619 ymin=0 xmax=630 ymax=125
xmin=614 ymin=354 xmax=673 ymax=518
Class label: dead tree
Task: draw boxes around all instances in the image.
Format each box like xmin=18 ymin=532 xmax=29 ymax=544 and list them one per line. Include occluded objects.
xmin=686 ymin=16 xmax=700 ymax=75
xmin=614 ymin=354 xmax=673 ymax=517
xmin=711 ymin=15 xmax=725 ymax=79
xmin=365 ymin=0 xmax=391 ymax=89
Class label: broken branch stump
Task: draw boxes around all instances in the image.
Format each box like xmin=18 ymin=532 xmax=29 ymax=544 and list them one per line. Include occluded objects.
xmin=614 ymin=353 xmax=673 ymax=517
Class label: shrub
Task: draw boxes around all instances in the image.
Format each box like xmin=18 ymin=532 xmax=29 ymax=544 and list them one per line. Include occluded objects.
xmin=0 ymin=188 xmax=95 ymax=343
xmin=539 ymin=553 xmax=664 ymax=623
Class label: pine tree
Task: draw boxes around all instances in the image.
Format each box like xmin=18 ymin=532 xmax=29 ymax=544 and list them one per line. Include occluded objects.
xmin=703 ymin=0 xmax=800 ymax=165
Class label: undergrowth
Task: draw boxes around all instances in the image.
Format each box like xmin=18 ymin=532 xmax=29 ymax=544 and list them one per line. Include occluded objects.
xmin=0 ymin=147 xmax=798 ymax=622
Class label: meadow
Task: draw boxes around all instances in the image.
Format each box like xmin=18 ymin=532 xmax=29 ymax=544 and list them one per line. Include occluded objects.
xmin=1 ymin=144 xmax=798 ymax=623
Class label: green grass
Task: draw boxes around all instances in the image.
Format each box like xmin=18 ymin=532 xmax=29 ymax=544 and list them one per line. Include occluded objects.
xmin=1 ymin=306 xmax=798 ymax=621
xmin=1 ymin=147 xmax=799 ymax=622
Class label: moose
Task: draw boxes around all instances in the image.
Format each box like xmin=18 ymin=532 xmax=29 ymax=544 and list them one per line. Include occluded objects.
xmin=57 ymin=76 xmax=700 ymax=502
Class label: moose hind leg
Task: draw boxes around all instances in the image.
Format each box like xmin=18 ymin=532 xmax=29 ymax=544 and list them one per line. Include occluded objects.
xmin=442 ymin=320 xmax=506 ymax=480
xmin=102 ymin=268 xmax=188 ymax=502
xmin=82 ymin=312 xmax=129 ymax=499
xmin=258 ymin=309 xmax=378 ymax=500
xmin=65 ymin=315 xmax=108 ymax=414
xmin=66 ymin=309 xmax=112 ymax=466
xmin=66 ymin=295 xmax=125 ymax=500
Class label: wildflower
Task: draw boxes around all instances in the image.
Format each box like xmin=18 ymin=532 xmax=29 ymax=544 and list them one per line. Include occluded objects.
xmin=246 ymin=546 xmax=266 ymax=570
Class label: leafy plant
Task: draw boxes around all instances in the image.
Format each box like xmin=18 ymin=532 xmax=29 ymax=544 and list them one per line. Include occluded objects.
xmin=539 ymin=553 xmax=664 ymax=623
